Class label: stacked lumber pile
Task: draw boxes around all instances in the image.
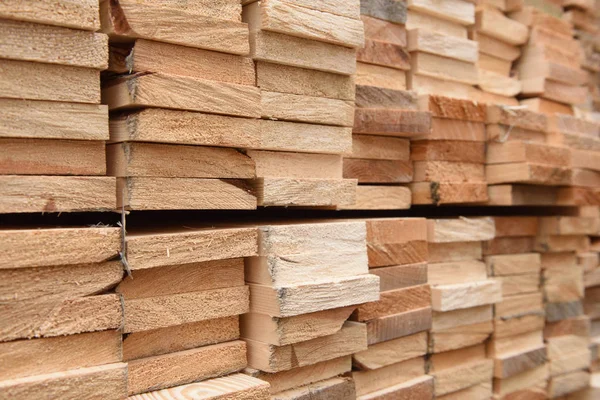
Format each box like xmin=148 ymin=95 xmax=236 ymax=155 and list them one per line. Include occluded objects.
xmin=472 ymin=0 xmax=528 ymax=102
xmin=242 ymin=221 xmax=379 ymax=398
xmin=0 ymin=1 xmax=116 ymax=213
xmin=342 ymin=1 xmax=429 ymax=210
xmin=0 ymin=226 xmax=126 ymax=398
xmin=513 ymin=3 xmax=589 ymax=114
xmin=485 ymin=217 xmax=548 ymax=399
xmin=426 ymin=217 xmax=501 ymax=398
xmin=243 ymin=0 xmax=362 ymax=208
xmin=351 ymin=218 xmax=433 ymax=398
xmin=536 ymin=216 xmax=593 ymax=397
xmin=115 ymin=225 xmax=261 ymax=397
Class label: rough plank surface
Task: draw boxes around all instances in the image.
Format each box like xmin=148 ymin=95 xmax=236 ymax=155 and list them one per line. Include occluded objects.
xmin=0 ymin=0 xmax=101 ymax=30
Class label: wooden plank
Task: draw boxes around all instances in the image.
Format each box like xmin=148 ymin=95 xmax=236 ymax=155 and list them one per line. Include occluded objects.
xmin=353 ymin=285 xmax=431 ymax=322
xmin=427 ymin=217 xmax=495 ymax=243
xmin=349 ymin=135 xmax=410 ymax=160
xmin=0 ymin=176 xmax=116 ymax=213
xmin=411 ymin=51 xmax=478 ymax=85
xmin=493 ymin=216 xmax=539 ymax=238
xmin=486 ymin=104 xmax=547 ymax=131
xmin=0 ymin=0 xmax=100 ymax=30
xmin=247 ymin=357 xmax=351 ymax=394
xmin=370 ymin=263 xmax=428 ymax=291
xmin=272 ymin=377 xmax=356 ymax=400
xmin=107 ymin=142 xmax=255 ymax=179
xmin=103 ymin=73 xmax=261 ymax=118
xmin=572 ymin=149 xmax=600 ymax=171
xmin=128 ymin=374 xmax=270 ymax=400
xmin=431 ymin=358 xmax=493 ymax=396
xmin=362 ymin=15 xmax=407 ymax=45
xmin=113 ymin=0 xmax=243 ymax=22
xmin=110 ymin=39 xmax=255 ymax=85
xmin=0 ymin=59 xmax=100 ymax=104
xmin=366 ymin=307 xmax=432 ymax=344
xmin=367 ymin=237 xmax=428 ymax=267
xmin=410 ymin=182 xmax=488 ymax=205
xmin=486 ymin=163 xmax=572 ymax=186
xmin=520 ymin=97 xmax=574 ymax=116
xmin=509 ymin=7 xmax=573 ymax=36
xmin=118 ymin=177 xmax=257 ymax=210
xmin=429 ymin=241 xmax=482 ymax=262
xmin=486 ymin=253 xmax=541 ymax=276
xmin=431 ymin=280 xmax=502 ymax=312
xmin=357 ymin=375 xmax=433 ymax=400
xmin=428 ymin=261 xmax=487 ymax=285
xmin=406 ymin=10 xmax=468 ymax=38
xmin=495 ymin=314 xmax=545 ymax=339
xmin=246 ymin=323 xmax=366 ymax=373
xmin=535 ymin=235 xmax=590 ymax=253
xmin=549 ymin=114 xmax=600 ymax=137
xmin=437 ymin=382 xmax=492 ymax=400
xmin=409 ymin=73 xmax=471 ymax=99
xmin=353 ymin=332 xmax=427 ymax=370
xmin=487 ymin=125 xmax=547 ymax=143
xmin=250 ymin=151 xmax=342 ymax=179
xmin=241 ymin=307 xmax=355 ymax=346
xmin=353 ymin=357 xmax=425 ymax=396
xmin=483 ymin=237 xmax=533 ymax=256
xmin=519 ymin=59 xmax=588 ymax=87
xmin=571 ymin=169 xmax=600 ymax=188
xmin=418 ymin=95 xmax=486 ymax=122
xmin=539 ymin=217 xmax=600 ymax=235
xmin=339 ymin=186 xmax=411 ymax=210
xmin=343 ymin=159 xmax=413 ymax=183
xmin=496 ymin=292 xmax=543 ymax=320
xmin=495 ymin=273 xmax=540 ymax=296
xmin=102 ymin=0 xmax=248 ymax=54
xmin=254 ymin=178 xmax=356 ymax=207
xmin=0 ymin=331 xmax=121 ymax=380
xmin=475 ymin=32 xmax=521 ymax=61
xmin=0 ymin=363 xmax=127 ymax=400
xmin=124 ymin=316 xmax=239 ymax=361
xmin=476 ymin=8 xmax=528 ymax=45
xmin=279 ymin=0 xmax=360 ymax=19
xmin=544 ymin=316 xmax=591 ymax=339
xmin=259 ymin=120 xmax=352 ymax=155
xmin=548 ymin=370 xmax=590 ymax=398
xmin=416 ymin=118 xmax=486 ymax=141
xmin=353 ymin=109 xmax=432 ymax=137
xmin=411 ymin=141 xmax=485 ymax=163
xmin=478 ymin=53 xmax=512 ymax=76
xmin=432 ymin=305 xmax=492 ymax=332
xmin=486 ymin=184 xmax=562 ymax=207
xmin=521 ymin=78 xmax=588 ymax=106
xmin=128 ymin=341 xmax=247 ymax=395
xmin=250 ymin=30 xmax=356 ymax=75
xmin=261 ymin=91 xmax=354 ymax=127
xmin=493 ymin=364 xmax=548 ymax=397
xmin=124 ymin=286 xmax=249 ymax=333
xmin=245 ymin=0 xmax=363 ymax=48
xmin=413 ymin=161 xmax=485 ymax=183
xmin=117 ymin=259 xmax=244 ymax=299
xmin=407 ymin=0 xmax=475 ymax=25
xmin=355 ymin=62 xmax=407 ymax=90
xmin=0 ymin=261 xmax=122 ymax=303
xmin=355 ymin=86 xmax=417 ymax=110
xmin=544 ymin=266 xmax=584 ymax=303
xmin=407 ymin=29 xmax=478 ymax=63
xmin=357 ymin=39 xmax=411 ymax=70
xmin=248 ymin=275 xmax=379 ymax=317
xmin=0 ymin=139 xmax=105 ymax=176
xmin=487 ymin=142 xmax=570 ymax=167
xmin=0 ymin=19 xmax=107 ymax=68
xmin=478 ymin=70 xmax=522 ymax=97
xmin=360 ymin=0 xmax=407 ymax=24
xmin=429 ymin=321 xmax=493 ymax=353
xmin=257 ymin=61 xmax=354 ymax=101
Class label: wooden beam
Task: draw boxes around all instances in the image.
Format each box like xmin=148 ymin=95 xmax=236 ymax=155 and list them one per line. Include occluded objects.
xmin=339 ymin=186 xmax=411 ymax=210
xmin=486 ymin=163 xmax=572 ymax=186
xmin=349 ymin=135 xmax=410 ymax=160
xmin=407 ymin=0 xmax=475 ymax=26
xmin=353 ymin=285 xmax=431 ymax=322
xmin=251 ymin=151 xmax=343 ymax=179
xmin=353 ymin=109 xmax=432 ymax=137
xmin=370 ymin=263 xmax=428 ymax=291
xmin=353 ymin=357 xmax=425 ymax=396
xmin=476 ymin=8 xmax=528 ymax=45
xmin=353 ymin=332 xmax=427 ymax=370
xmin=431 ymin=280 xmax=502 ymax=311
xmin=343 ymin=159 xmax=413 ymax=183
xmin=418 ymin=95 xmax=486 ymax=122
xmin=254 ymin=178 xmax=356 ymax=207
xmin=366 ymin=307 xmax=432 ymax=344
xmin=410 ymin=182 xmax=488 ymax=205
xmin=427 ymin=217 xmax=495 ymax=243
xmin=360 ymin=0 xmax=407 ymax=24
xmin=407 ymin=29 xmax=478 ymax=63
xmin=357 ymin=39 xmax=411 ymax=70
xmin=411 ymin=52 xmax=478 ymax=85
xmin=272 ymin=377 xmax=356 ymax=399
xmin=355 ymin=62 xmax=407 ymax=90
xmin=486 ymin=253 xmax=541 ymax=276
xmin=362 ymin=15 xmax=407 ymax=45
xmin=0 ymin=0 xmax=101 ymax=30
xmin=487 ymin=142 xmax=570 ymax=167
xmin=411 ymin=141 xmax=486 ymax=163
xmin=356 ymin=375 xmax=433 ymax=400
xmin=429 ymin=321 xmax=493 ymax=353
xmin=429 ymin=241 xmax=482 ymax=262
xmin=428 ymin=261 xmax=487 ymax=285
xmin=413 ymin=161 xmax=485 ymax=183
xmin=407 ymin=10 xmax=468 ymax=38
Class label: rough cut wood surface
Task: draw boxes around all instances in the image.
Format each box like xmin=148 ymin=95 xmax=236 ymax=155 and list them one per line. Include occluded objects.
xmin=357 ymin=375 xmax=433 ymax=400
xmin=355 ymin=86 xmax=417 ymax=110
xmin=250 ymin=30 xmax=356 ymax=75
xmin=0 ymin=330 xmax=121 ymax=380
xmin=1 ymin=99 xmax=107 ymax=140
xmin=0 ymin=59 xmax=101 ymax=104
xmin=418 ymin=94 xmax=486 ymax=122
xmin=416 ymin=118 xmax=485 ymax=141
xmin=0 ymin=176 xmax=116 ymax=213
xmin=362 ymin=15 xmax=407 ymax=45
xmin=353 ymin=356 xmax=425 ymax=396
xmin=272 ymin=377 xmax=356 ymax=400
xmin=486 ymin=163 xmax=572 ymax=186
xmin=123 ymin=286 xmax=249 ymax=333
xmin=355 ymin=62 xmax=407 ymax=91
xmin=128 ymin=373 xmax=269 ymax=400
xmin=353 ymin=331 xmax=427 ymax=370
xmin=411 ymin=141 xmax=485 ymax=163
xmin=357 ymin=40 xmax=411 ymax=70
xmin=487 ymin=142 xmax=570 ymax=167
xmin=1 ymin=294 xmax=122 ymax=342
xmin=0 ymin=19 xmax=107 ymax=69
xmin=410 ymin=182 xmax=488 ymax=205
xmin=0 ymin=261 xmax=122 ymax=303
xmin=360 ymin=0 xmax=407 ymax=24
xmin=366 ymin=307 xmax=432 ymax=345
xmin=343 ymin=159 xmax=413 ymax=183
xmin=339 ymin=186 xmax=411 ymax=210
xmin=476 ymin=8 xmax=528 ymax=45
xmin=125 ymin=227 xmax=257 ymax=270
xmin=124 ymin=316 xmax=239 ymax=361
xmin=246 ymin=0 xmax=364 ymax=48
xmin=427 ymin=217 xmax=495 ymax=243
xmin=127 ymin=341 xmax=247 ymax=395
xmin=246 ymin=322 xmax=366 ymax=372
xmin=258 ymin=120 xmax=352 ymax=155
xmin=431 ymin=280 xmax=502 ymax=312
xmin=0 ymin=363 xmax=127 ymax=400
xmin=110 ymin=39 xmax=255 ymax=85
xmin=353 ymin=109 xmax=432 ymax=137
xmin=1 ymin=139 xmax=106 ymax=176
xmin=107 ymin=142 xmax=255 ymax=179
xmin=101 ymin=0 xmax=248 ymax=55
xmin=103 ymin=73 xmax=261 ymax=118
xmin=118 ymin=177 xmax=257 ymax=211
xmin=0 ymin=0 xmax=101 ymax=31
xmin=350 ymin=135 xmax=410 ymax=160
xmin=411 ymin=52 xmax=478 ymax=85
xmin=257 ymin=61 xmax=355 ymax=101
xmin=407 ymin=29 xmax=478 ymax=63
xmin=370 ymin=263 xmax=428 ymax=291
xmin=408 ymin=0 xmax=474 ymax=26
xmin=248 ymin=275 xmax=379 ymax=317
xmin=413 ymin=161 xmax=485 ymax=183
xmin=254 ymin=178 xmax=357 ymax=207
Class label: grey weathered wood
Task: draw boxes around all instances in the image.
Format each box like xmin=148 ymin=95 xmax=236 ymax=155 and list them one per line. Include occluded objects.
xmin=360 ymin=0 xmax=407 ymax=24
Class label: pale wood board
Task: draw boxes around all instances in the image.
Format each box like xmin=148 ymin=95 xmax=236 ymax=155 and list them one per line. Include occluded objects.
xmin=250 ymin=151 xmax=342 ymax=179
xmin=353 ymin=332 xmax=427 ymax=370
xmin=343 ymin=159 xmax=413 ymax=183
xmin=355 ymin=62 xmax=407 ymax=90
xmin=0 ymin=0 xmax=100 ymax=30
xmin=413 ymin=161 xmax=485 ymax=183
xmin=272 ymin=377 xmax=356 ymax=400
xmin=353 ymin=109 xmax=432 ymax=137
xmin=357 ymin=375 xmax=434 ymax=400
xmin=406 ymin=10 xmax=468 ymax=38
xmin=410 ymin=182 xmax=489 ymax=205
xmin=407 ymin=0 xmax=475 ymax=25
xmin=411 ymin=52 xmax=478 ymax=85
xmin=366 ymin=307 xmax=432 ymax=345
xmin=407 ymin=29 xmax=478 ymax=63
xmin=411 ymin=141 xmax=485 ymax=163
xmin=431 ymin=280 xmax=502 ymax=312
xmin=362 ymin=15 xmax=407 ymax=45
xmin=349 ymin=135 xmax=410 ymax=160
xmin=353 ymin=284 xmax=431 ymax=322
xmin=370 ymin=263 xmax=428 ymax=291
xmin=353 ymin=357 xmax=425 ymax=396
xmin=354 ymin=86 xmax=417 ymax=110
xmin=254 ymin=178 xmax=357 ymax=207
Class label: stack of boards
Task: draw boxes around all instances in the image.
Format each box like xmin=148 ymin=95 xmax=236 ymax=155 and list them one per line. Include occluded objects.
xmin=426 ymin=217 xmax=500 ymax=399
xmin=473 ymin=0 xmax=527 ymax=101
xmin=571 ymin=0 xmax=600 ymax=114
xmin=0 ymin=1 xmax=116 ymax=213
xmin=242 ymin=221 xmax=380 ymax=398
xmin=351 ymin=218 xmax=433 ymax=398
